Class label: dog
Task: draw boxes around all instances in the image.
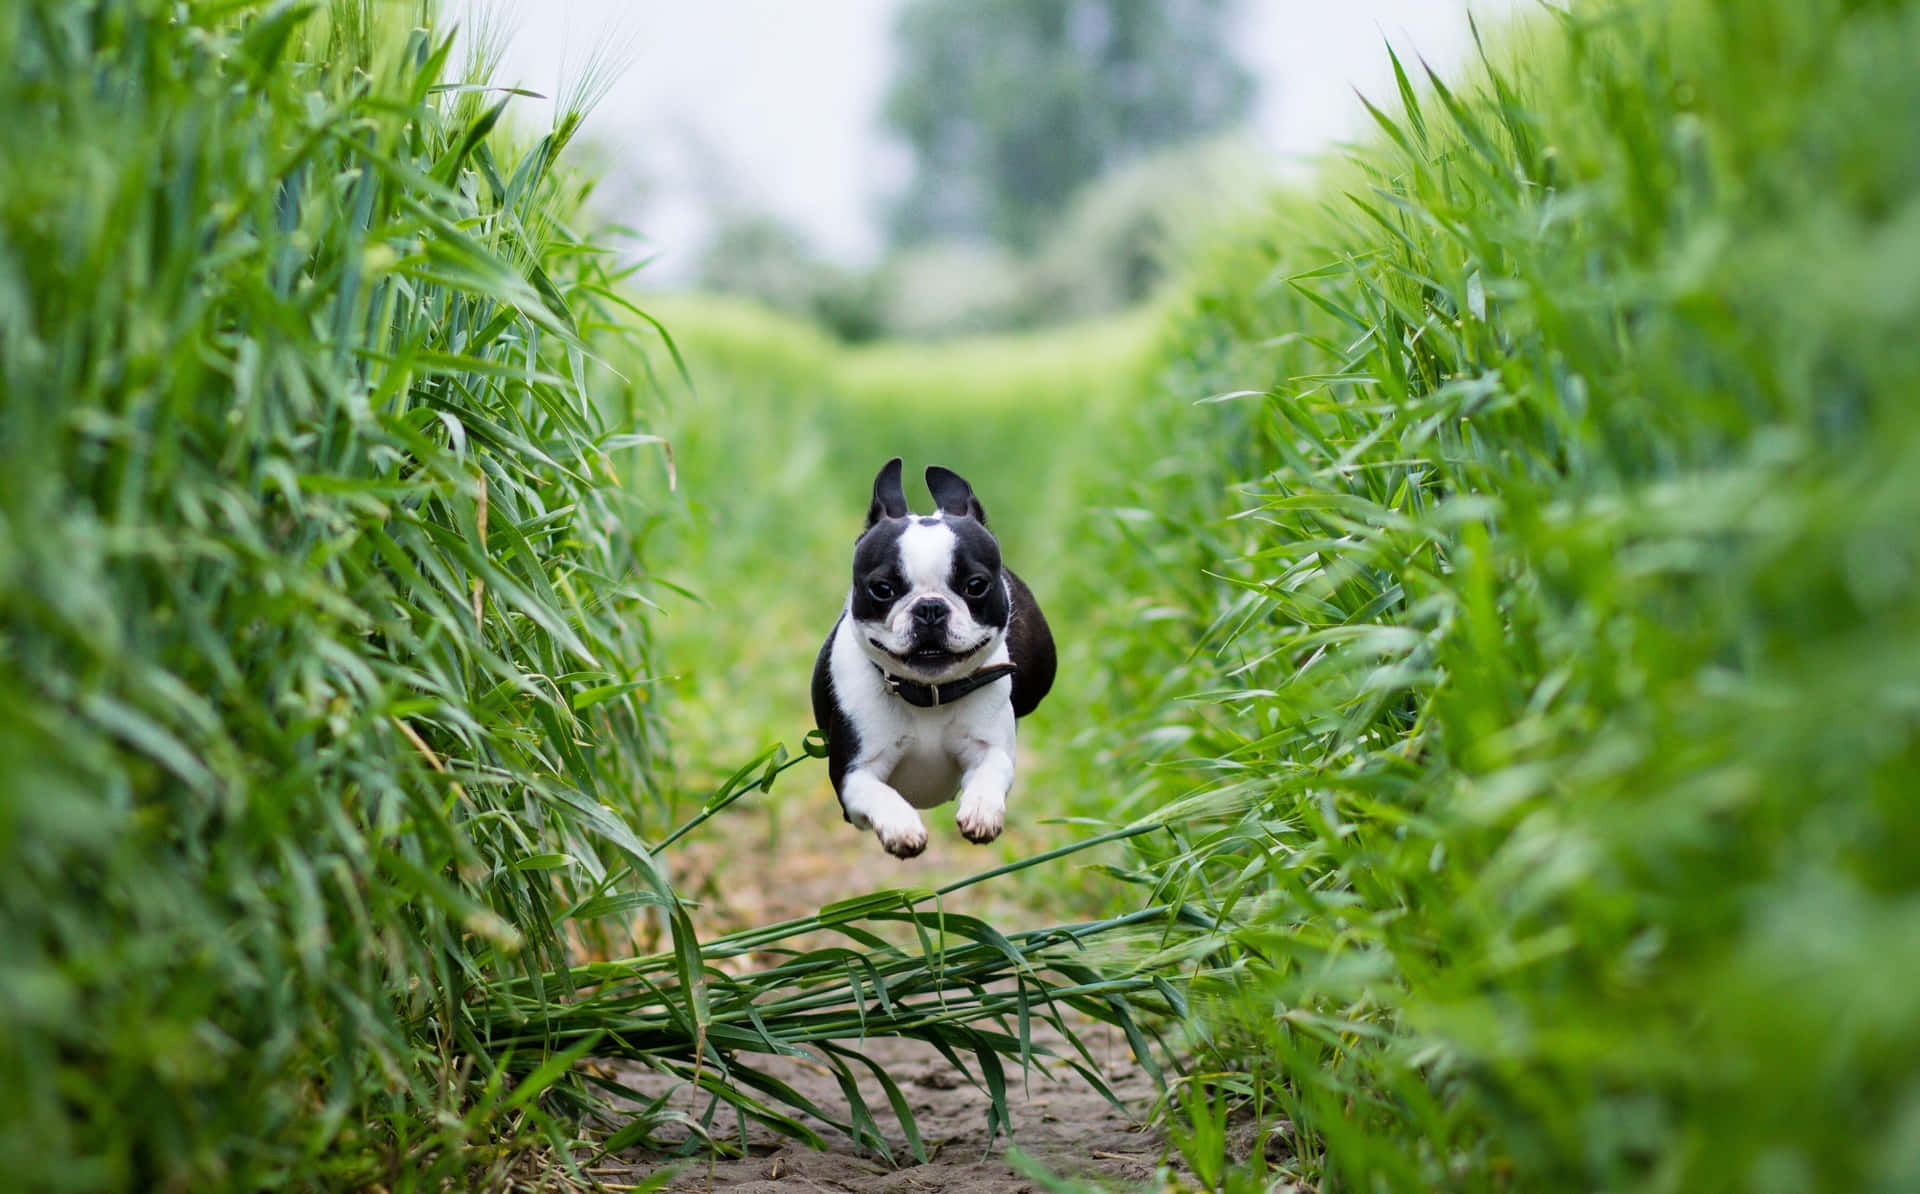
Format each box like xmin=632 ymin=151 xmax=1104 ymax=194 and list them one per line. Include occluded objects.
xmin=811 ymin=458 xmax=1055 ymax=858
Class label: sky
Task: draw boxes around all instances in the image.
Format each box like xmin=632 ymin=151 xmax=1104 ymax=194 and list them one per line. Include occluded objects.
xmin=454 ymin=0 xmax=1520 ymax=281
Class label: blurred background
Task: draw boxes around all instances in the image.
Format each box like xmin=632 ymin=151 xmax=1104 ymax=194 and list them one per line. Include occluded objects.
xmin=441 ymin=0 xmax=1537 ymax=912
xmin=458 ymin=0 xmax=1517 ymax=339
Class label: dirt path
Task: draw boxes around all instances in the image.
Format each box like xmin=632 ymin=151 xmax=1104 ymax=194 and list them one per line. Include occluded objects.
xmin=562 ymin=771 xmax=1173 ymax=1193
xmin=590 ymin=1023 xmax=1168 ymax=1194
xmin=662 ymin=762 xmax=1111 ymax=949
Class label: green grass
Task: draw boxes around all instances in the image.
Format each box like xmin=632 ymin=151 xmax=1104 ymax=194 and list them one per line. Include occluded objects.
xmin=1067 ymin=0 xmax=1920 ymax=1189
xmin=0 ymin=7 xmax=1185 ymax=1188
xmin=0 ymin=1 xmax=677 ymax=1186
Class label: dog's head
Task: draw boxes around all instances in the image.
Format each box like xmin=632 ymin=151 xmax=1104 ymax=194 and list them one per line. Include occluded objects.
xmin=849 ymin=457 xmax=1010 ymax=683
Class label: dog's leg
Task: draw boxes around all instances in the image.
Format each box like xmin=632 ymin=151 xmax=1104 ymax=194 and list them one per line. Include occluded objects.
xmin=953 ymin=744 xmax=1014 ymax=844
xmin=841 ymin=768 xmax=929 ymax=858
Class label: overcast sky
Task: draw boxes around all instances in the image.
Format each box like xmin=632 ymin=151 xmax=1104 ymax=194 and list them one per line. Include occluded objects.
xmin=454 ymin=1 xmax=1519 ymax=280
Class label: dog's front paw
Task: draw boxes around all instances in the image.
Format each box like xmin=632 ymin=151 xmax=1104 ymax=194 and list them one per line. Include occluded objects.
xmin=874 ymin=814 xmax=929 ymax=859
xmin=955 ymin=797 xmax=1004 ymax=845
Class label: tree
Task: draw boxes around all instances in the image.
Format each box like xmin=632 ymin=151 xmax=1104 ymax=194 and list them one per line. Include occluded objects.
xmin=697 ymin=211 xmax=886 ymax=342
xmin=883 ymin=0 xmax=1254 ymax=250
xmin=697 ymin=212 xmax=822 ymax=315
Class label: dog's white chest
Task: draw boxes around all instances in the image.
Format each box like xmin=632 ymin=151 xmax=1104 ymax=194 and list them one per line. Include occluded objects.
xmin=828 ymin=616 xmax=1014 ymax=810
xmin=886 ymin=737 xmax=966 ymax=809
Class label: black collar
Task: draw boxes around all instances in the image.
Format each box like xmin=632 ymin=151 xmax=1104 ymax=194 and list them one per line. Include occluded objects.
xmin=877 ymin=662 xmax=1017 ymax=708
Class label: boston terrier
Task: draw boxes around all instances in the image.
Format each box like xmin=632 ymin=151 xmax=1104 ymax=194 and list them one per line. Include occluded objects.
xmin=811 ymin=458 xmax=1056 ymax=858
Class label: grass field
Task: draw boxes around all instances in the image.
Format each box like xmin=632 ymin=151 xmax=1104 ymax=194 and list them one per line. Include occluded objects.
xmin=0 ymin=5 xmax=1176 ymax=1188
xmin=7 ymin=0 xmax=1917 ymax=1190
xmin=0 ymin=1 xmax=680 ymax=1186
xmin=1070 ymin=0 xmax=1920 ymax=1188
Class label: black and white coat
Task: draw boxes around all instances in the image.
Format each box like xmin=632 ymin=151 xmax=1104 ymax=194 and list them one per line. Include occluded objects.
xmin=811 ymin=459 xmax=1055 ymax=858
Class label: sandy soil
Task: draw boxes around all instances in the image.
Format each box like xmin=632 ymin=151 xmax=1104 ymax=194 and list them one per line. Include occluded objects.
xmin=590 ymin=1024 xmax=1169 ymax=1194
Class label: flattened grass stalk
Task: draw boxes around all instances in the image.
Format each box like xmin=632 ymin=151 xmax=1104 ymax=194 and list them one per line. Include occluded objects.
xmin=475 ymin=766 xmax=1190 ymax=1161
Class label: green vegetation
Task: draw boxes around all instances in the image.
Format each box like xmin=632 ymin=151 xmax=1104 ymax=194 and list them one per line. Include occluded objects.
xmin=1074 ymin=0 xmax=1920 ymax=1188
xmin=10 ymin=0 xmax=1917 ymax=1188
xmin=0 ymin=6 xmax=1172 ymax=1189
xmin=0 ymin=1 xmax=667 ymax=1186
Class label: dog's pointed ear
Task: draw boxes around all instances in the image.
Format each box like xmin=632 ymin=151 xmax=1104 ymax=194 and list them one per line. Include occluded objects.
xmin=866 ymin=457 xmax=909 ymax=528
xmin=925 ymin=465 xmax=988 ymax=525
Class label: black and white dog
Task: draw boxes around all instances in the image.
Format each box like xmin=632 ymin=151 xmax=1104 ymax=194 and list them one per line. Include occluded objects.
xmin=811 ymin=459 xmax=1055 ymax=858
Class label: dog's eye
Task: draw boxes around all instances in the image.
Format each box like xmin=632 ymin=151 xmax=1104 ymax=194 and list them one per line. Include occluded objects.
xmin=964 ymin=575 xmax=991 ymax=598
xmin=867 ymin=578 xmax=896 ymax=601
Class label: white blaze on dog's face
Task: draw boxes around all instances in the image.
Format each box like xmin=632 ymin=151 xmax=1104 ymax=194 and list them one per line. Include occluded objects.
xmin=849 ymin=459 xmax=1010 ymax=683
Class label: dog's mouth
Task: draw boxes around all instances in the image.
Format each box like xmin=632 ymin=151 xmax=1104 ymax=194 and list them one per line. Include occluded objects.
xmin=869 ymin=636 xmax=987 ymax=672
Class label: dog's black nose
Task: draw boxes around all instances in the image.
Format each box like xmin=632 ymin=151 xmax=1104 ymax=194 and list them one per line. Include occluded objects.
xmin=910 ymin=599 xmax=949 ymax=627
